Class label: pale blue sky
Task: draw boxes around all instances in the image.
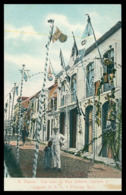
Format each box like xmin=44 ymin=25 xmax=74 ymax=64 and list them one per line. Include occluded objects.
xmin=4 ymin=4 xmax=121 ymax=104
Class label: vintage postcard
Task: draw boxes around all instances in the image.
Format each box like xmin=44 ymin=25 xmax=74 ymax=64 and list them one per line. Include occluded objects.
xmin=4 ymin=4 xmax=122 ymax=191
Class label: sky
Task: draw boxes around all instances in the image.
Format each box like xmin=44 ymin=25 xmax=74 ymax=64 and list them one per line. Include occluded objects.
xmin=4 ymin=4 xmax=121 ymax=107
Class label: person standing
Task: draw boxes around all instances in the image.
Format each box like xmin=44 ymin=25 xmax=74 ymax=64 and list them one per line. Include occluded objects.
xmin=43 ymin=141 xmax=52 ymax=170
xmin=21 ymin=128 xmax=27 ymax=146
xmin=49 ymin=126 xmax=66 ymax=172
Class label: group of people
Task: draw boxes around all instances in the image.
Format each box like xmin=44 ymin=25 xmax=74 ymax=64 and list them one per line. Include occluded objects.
xmin=44 ymin=126 xmax=66 ymax=172
xmin=21 ymin=126 xmax=66 ymax=172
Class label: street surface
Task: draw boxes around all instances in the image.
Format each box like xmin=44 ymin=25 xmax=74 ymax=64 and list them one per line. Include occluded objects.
xmin=9 ymin=139 xmax=121 ymax=178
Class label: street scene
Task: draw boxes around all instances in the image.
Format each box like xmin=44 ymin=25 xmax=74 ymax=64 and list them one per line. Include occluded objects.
xmin=4 ymin=4 xmax=122 ymax=191
xmin=6 ymin=138 xmax=121 ymax=178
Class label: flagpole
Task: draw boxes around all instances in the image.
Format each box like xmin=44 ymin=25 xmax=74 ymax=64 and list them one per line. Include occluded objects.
xmin=92 ymin=76 xmax=95 ymax=162
xmin=16 ymin=64 xmax=25 ymax=164
xmin=32 ymin=19 xmax=54 ymax=178
xmin=8 ymin=93 xmax=11 ymax=145
xmin=84 ymin=15 xmax=97 ymax=162
xmin=87 ymin=15 xmax=105 ymax=72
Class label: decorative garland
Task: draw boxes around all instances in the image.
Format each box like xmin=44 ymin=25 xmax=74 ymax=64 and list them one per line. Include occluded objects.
xmin=16 ymin=65 xmax=25 ymax=163
xmin=32 ymin=20 xmax=54 ymax=178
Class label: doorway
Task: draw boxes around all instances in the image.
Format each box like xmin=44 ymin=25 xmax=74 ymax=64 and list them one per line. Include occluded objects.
xmin=70 ymin=108 xmax=77 ymax=148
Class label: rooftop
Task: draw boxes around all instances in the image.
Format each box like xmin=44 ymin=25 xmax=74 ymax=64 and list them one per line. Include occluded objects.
xmin=56 ymin=21 xmax=121 ymax=78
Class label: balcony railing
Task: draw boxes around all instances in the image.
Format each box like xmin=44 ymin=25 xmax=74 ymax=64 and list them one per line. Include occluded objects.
xmin=60 ymin=91 xmax=76 ymax=106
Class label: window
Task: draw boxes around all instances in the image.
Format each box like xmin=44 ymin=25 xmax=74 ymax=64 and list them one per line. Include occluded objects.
xmin=71 ymin=74 xmax=76 ymax=102
xmin=61 ymin=80 xmax=65 ymax=92
xmin=61 ymin=80 xmax=66 ymax=106
xmin=104 ymin=49 xmax=114 ymax=74
xmin=86 ymin=62 xmax=94 ymax=97
xmin=103 ymin=49 xmax=114 ymax=92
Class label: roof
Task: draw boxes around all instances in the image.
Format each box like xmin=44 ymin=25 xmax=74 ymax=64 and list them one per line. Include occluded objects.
xmin=29 ymin=90 xmax=41 ymax=100
xmin=21 ymin=98 xmax=30 ymax=109
xmin=48 ymin=83 xmax=57 ymax=90
xmin=56 ymin=21 xmax=121 ymax=78
xmin=17 ymin=96 xmax=29 ymax=102
xmin=84 ymin=21 xmax=121 ymax=56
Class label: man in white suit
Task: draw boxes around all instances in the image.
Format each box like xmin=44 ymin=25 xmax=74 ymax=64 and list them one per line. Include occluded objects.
xmin=49 ymin=126 xmax=66 ymax=172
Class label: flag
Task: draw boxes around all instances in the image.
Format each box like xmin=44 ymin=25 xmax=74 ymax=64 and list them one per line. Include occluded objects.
xmin=19 ymin=70 xmax=28 ymax=81
xmin=59 ymin=49 xmax=65 ymax=69
xmin=47 ymin=65 xmax=53 ymax=81
xmin=52 ymin=27 xmax=61 ymax=43
xmin=5 ymin=102 xmax=8 ymax=108
xmin=59 ymin=33 xmax=67 ymax=43
xmin=16 ymin=86 xmax=18 ymax=96
xmin=71 ymin=31 xmax=78 ymax=57
xmin=76 ymin=96 xmax=86 ymax=119
xmin=19 ymin=70 xmax=23 ymax=74
xmin=52 ymin=27 xmax=67 ymax=43
xmin=78 ymin=48 xmax=85 ymax=61
xmin=94 ymin=59 xmax=103 ymax=83
xmin=82 ymin=16 xmax=93 ymax=39
xmin=79 ymin=15 xmax=93 ymax=50
xmin=48 ymin=19 xmax=54 ymax=23
xmin=24 ymin=71 xmax=28 ymax=82
xmin=9 ymin=93 xmax=11 ymax=100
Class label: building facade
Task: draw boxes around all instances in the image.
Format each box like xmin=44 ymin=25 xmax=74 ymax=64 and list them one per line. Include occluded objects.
xmin=54 ymin=21 xmax=121 ymax=160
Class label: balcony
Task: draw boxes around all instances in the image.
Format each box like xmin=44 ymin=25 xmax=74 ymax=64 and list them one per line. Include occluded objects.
xmin=60 ymin=91 xmax=76 ymax=106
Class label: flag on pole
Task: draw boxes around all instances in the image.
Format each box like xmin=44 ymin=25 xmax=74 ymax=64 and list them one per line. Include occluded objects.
xmin=52 ymin=27 xmax=67 ymax=43
xmin=48 ymin=19 xmax=54 ymax=23
xmin=79 ymin=15 xmax=93 ymax=51
xmin=20 ymin=70 xmax=28 ymax=81
xmin=71 ymin=31 xmax=78 ymax=57
xmin=16 ymin=86 xmax=18 ymax=96
xmin=24 ymin=72 xmax=28 ymax=82
xmin=78 ymin=48 xmax=86 ymax=61
xmin=82 ymin=16 xmax=93 ymax=39
xmin=52 ymin=27 xmax=61 ymax=43
xmin=59 ymin=33 xmax=67 ymax=43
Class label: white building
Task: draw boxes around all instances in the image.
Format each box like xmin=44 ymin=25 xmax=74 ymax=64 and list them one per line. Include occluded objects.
xmin=55 ymin=21 xmax=121 ymax=160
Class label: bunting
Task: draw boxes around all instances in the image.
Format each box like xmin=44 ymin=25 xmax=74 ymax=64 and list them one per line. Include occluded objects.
xmin=32 ymin=20 xmax=54 ymax=178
